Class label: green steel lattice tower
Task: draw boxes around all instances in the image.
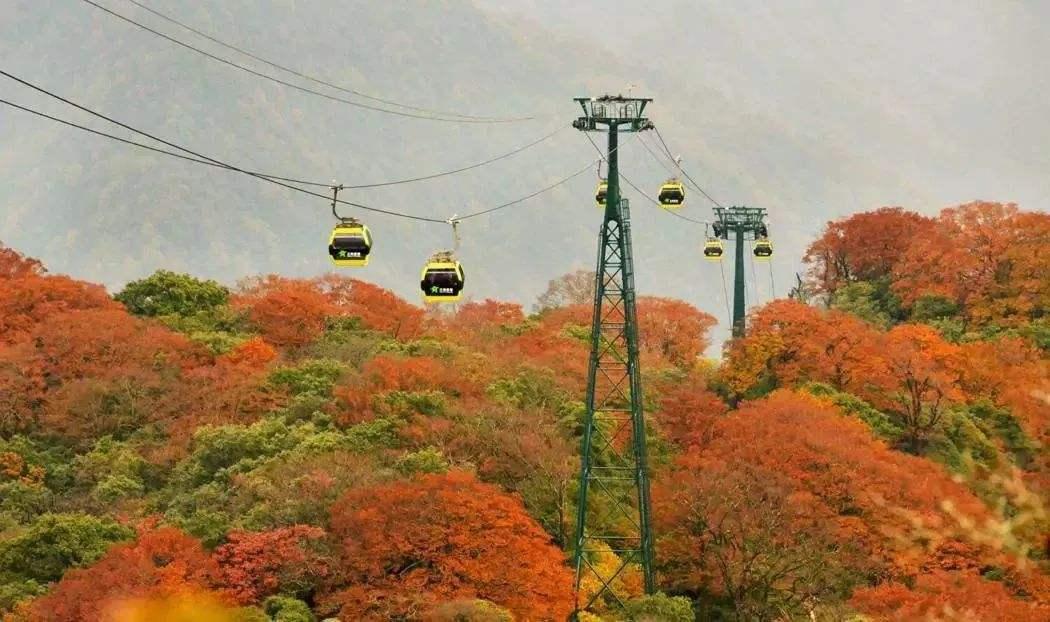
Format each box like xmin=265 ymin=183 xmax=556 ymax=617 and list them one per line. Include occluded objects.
xmin=571 ymin=95 xmax=655 ymax=614
xmin=712 ymin=206 xmax=769 ymax=337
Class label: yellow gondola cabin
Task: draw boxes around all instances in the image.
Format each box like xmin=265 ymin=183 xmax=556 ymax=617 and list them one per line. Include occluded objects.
xmin=658 ymin=179 xmax=685 ymax=208
xmin=595 ymin=179 xmax=608 ymax=208
xmin=753 ymin=238 xmax=773 ymax=260
xmin=703 ymin=238 xmax=724 ymax=261
xmin=420 ymin=252 xmax=465 ymax=303
xmin=328 ymin=220 xmax=372 ymax=267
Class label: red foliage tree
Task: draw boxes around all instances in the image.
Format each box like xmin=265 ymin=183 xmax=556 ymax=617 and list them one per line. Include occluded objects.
xmin=440 ymin=299 xmax=526 ymax=345
xmin=535 ymin=303 xmax=593 ymax=328
xmin=804 ymin=207 xmax=932 ymax=295
xmin=314 ymin=275 xmax=424 ymax=340
xmin=26 ymin=526 xmax=225 ymax=622
xmin=636 ymin=297 xmax=716 ymax=368
xmin=992 ymin=210 xmax=1050 ymax=326
xmin=654 ymin=459 xmax=851 ymax=618
xmin=0 ymin=244 xmax=44 ymax=278
xmin=0 ymin=303 xmax=280 ymax=452
xmin=335 ymin=355 xmax=448 ymax=424
xmin=858 ymin=324 xmax=965 ymax=452
xmin=893 ymin=201 xmax=1050 ymax=327
xmin=0 ymin=308 xmax=200 ymax=440
xmin=0 ymin=273 xmax=118 ymax=345
xmin=653 ymin=390 xmax=992 ymax=595
xmin=962 ymin=337 xmax=1050 ymax=430
xmin=215 ymin=337 xmax=278 ymax=369
xmin=721 ymin=303 xmax=970 ymax=453
xmin=213 ymin=526 xmax=329 ymax=605
xmin=652 ymin=382 xmax=727 ymax=450
xmin=440 ymin=404 xmax=579 ymax=546
xmin=232 ymin=276 xmax=336 ymax=348
xmin=490 ymin=304 xmax=592 ymax=393
xmin=720 ymin=300 xmax=878 ymax=399
xmin=323 ymin=471 xmax=573 ymax=621
xmin=850 ymin=570 xmax=1049 ymax=622
xmin=454 ymin=299 xmax=526 ymax=327
xmin=959 ymin=336 xmax=1050 ymax=486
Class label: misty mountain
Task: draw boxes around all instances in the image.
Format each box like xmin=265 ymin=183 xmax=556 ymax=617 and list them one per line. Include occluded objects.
xmin=3 ymin=0 xmax=1045 ymax=349
xmin=481 ymin=0 xmax=1050 ymax=207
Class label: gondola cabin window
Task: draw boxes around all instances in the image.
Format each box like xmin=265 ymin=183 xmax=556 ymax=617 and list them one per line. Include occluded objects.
xmin=332 ymin=234 xmax=368 ymax=259
xmin=423 ymin=269 xmax=461 ymax=295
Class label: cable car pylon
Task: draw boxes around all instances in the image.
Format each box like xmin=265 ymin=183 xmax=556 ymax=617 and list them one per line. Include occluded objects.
xmin=711 ymin=206 xmax=773 ymax=337
xmin=571 ymin=95 xmax=655 ymax=615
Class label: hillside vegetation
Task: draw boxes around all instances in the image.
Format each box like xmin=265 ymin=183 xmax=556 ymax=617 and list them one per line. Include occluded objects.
xmin=0 ymin=200 xmax=1047 ymax=621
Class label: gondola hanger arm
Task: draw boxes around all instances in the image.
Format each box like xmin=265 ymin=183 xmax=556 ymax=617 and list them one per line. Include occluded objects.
xmin=447 ymin=214 xmax=461 ymax=252
xmin=330 ymin=182 xmax=345 ymax=220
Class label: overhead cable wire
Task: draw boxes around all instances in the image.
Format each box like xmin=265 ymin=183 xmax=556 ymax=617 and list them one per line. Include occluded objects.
xmin=581 ymin=131 xmax=735 ymax=329
xmin=3 ymin=69 xmax=288 ymax=177
xmin=121 ymin=0 xmax=536 ymax=123
xmin=0 ymin=69 xmax=395 ymax=207
xmin=343 ymin=126 xmax=567 ymax=189
xmin=157 ymin=122 xmax=567 ymax=190
xmin=78 ymin=0 xmax=536 ymax=124
xmin=1 ymin=71 xmax=584 ymax=224
xmin=636 ymin=132 xmax=675 ymax=176
xmin=0 ymin=96 xmax=235 ymax=170
xmin=54 ymin=121 xmax=564 ymax=190
xmin=749 ymin=246 xmax=761 ymax=307
xmin=446 ymin=126 xmax=645 ymax=221
xmin=582 ymin=131 xmax=710 ymax=226
xmin=0 ymin=94 xmax=590 ymax=225
xmin=651 ymin=125 xmax=725 ymax=208
xmin=457 ymin=160 xmax=597 ymax=220
xmin=0 ymin=94 xmax=556 ymax=195
xmin=717 ymin=259 xmax=732 ymax=325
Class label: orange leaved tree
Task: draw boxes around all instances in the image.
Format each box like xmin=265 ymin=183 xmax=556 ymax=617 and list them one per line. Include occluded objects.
xmin=720 ymin=300 xmax=878 ymax=400
xmin=439 ymin=299 xmax=526 ymax=346
xmin=653 ymin=390 xmax=992 ymax=607
xmin=850 ymin=570 xmax=1049 ymax=622
xmin=636 ymin=297 xmax=717 ymax=368
xmin=0 ymin=308 xmax=200 ymax=441
xmin=232 ymin=276 xmax=336 ymax=348
xmin=803 ymin=207 xmax=932 ymax=296
xmin=857 ymin=324 xmax=965 ymax=453
xmin=25 ymin=526 xmax=225 ymax=622
xmin=213 ymin=526 xmax=329 ymax=605
xmin=0 ymin=270 xmax=118 ymax=346
xmin=323 ymin=471 xmax=573 ymax=621
xmin=314 ymin=274 xmax=424 ymax=340
xmin=893 ymin=201 xmax=1049 ymax=328
xmin=0 ymin=244 xmax=44 ymax=278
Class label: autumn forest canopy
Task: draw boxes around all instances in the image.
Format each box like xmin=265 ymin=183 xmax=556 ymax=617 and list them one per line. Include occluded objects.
xmin=0 ymin=200 xmax=1047 ymax=621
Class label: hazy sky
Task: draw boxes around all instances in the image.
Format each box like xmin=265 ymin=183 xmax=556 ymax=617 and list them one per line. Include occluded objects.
xmin=478 ymin=0 xmax=1050 ymax=207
